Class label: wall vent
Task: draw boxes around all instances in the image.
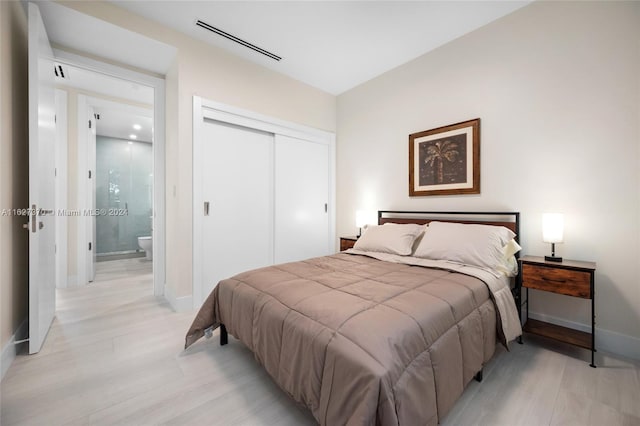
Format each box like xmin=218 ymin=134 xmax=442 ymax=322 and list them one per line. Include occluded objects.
xmin=54 ymin=64 xmax=67 ymax=79
xmin=195 ymin=20 xmax=282 ymax=62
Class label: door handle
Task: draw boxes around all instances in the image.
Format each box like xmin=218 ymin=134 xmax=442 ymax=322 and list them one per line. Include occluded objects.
xmin=31 ymin=204 xmax=37 ymax=233
xmin=204 ymin=201 xmax=210 ymax=216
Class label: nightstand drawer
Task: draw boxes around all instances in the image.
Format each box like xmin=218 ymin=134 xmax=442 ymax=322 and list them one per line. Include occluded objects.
xmin=522 ymin=263 xmax=591 ymax=298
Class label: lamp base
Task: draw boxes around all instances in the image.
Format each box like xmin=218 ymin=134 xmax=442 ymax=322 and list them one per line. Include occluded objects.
xmin=544 ymin=255 xmax=563 ymax=262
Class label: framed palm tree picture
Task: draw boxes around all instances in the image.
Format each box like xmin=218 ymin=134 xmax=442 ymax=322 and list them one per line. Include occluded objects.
xmin=409 ymin=118 xmax=480 ymax=196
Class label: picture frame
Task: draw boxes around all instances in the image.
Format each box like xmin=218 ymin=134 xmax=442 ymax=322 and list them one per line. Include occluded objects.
xmin=409 ymin=118 xmax=480 ymax=197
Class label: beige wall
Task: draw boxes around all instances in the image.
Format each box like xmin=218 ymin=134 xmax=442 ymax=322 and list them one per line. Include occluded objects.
xmin=337 ymin=1 xmax=640 ymax=354
xmin=56 ymin=1 xmax=337 ymax=300
xmin=0 ymin=0 xmax=29 ymax=348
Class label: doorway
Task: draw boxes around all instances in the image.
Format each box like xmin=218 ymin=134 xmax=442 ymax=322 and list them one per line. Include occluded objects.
xmin=91 ymin=100 xmax=154 ymax=271
xmin=77 ymin=95 xmax=155 ymax=285
xmin=53 ymin=51 xmax=166 ymax=297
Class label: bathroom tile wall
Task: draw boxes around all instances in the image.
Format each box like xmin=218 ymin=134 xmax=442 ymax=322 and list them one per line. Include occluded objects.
xmin=95 ymin=136 xmax=153 ymax=254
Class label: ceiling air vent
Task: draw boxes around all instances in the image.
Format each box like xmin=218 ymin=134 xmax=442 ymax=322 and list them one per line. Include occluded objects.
xmin=54 ymin=64 xmax=67 ymax=79
xmin=195 ymin=19 xmax=282 ymax=62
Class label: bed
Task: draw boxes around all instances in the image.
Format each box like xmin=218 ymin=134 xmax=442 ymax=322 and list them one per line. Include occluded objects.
xmin=185 ymin=211 xmax=523 ymax=425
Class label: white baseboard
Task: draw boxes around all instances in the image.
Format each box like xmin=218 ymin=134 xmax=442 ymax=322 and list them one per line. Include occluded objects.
xmin=529 ymin=311 xmax=640 ymax=361
xmin=1 ymin=319 xmax=28 ymax=381
xmin=165 ymin=284 xmax=193 ymax=313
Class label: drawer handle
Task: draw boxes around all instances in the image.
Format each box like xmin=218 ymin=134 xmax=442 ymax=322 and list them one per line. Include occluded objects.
xmin=542 ymin=277 xmax=566 ymax=283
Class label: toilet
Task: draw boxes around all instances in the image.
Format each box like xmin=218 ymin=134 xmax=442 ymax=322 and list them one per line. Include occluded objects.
xmin=137 ymin=236 xmax=152 ymax=260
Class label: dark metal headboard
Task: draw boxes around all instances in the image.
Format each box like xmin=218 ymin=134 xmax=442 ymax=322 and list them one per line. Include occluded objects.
xmin=377 ymin=210 xmax=520 ymax=241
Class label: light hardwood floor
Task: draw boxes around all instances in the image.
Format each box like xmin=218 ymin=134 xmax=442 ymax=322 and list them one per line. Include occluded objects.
xmin=1 ymin=259 xmax=639 ymax=426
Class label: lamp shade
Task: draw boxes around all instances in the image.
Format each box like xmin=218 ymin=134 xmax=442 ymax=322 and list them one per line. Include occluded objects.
xmin=355 ymin=210 xmax=376 ymax=229
xmin=355 ymin=210 xmax=368 ymax=228
xmin=542 ymin=213 xmax=564 ymax=243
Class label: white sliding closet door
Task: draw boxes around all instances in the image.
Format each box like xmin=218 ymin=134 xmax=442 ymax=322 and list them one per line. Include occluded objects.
xmin=201 ymin=120 xmax=274 ymax=297
xmin=274 ymin=135 xmax=330 ymax=263
xmin=193 ymin=97 xmax=335 ymax=308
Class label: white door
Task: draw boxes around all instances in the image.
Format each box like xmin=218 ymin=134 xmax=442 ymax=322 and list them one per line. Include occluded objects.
xmin=201 ymin=120 xmax=274 ymax=297
xmin=28 ymin=3 xmax=56 ymax=354
xmin=274 ymin=135 xmax=330 ymax=263
xmin=87 ymin=107 xmax=96 ymax=282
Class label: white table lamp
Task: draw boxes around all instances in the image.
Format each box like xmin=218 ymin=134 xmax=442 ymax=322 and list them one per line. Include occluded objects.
xmin=542 ymin=213 xmax=564 ymax=262
xmin=355 ymin=210 xmax=367 ymax=238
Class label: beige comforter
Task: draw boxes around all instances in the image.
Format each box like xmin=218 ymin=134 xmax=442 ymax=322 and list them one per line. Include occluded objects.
xmin=185 ymin=253 xmax=521 ymax=425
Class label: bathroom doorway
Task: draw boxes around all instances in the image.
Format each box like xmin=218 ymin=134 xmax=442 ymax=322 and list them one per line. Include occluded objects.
xmin=91 ymin=101 xmax=154 ymax=288
xmin=79 ymin=92 xmax=155 ymax=287
xmin=92 ymin=100 xmax=154 ymax=266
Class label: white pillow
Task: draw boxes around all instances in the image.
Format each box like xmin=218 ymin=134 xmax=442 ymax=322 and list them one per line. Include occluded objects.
xmin=353 ymin=223 xmax=425 ymax=256
xmin=413 ymin=221 xmax=517 ymax=272
xmin=497 ymin=238 xmax=522 ymax=277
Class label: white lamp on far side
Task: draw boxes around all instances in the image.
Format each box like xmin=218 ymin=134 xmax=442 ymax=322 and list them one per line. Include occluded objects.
xmin=356 ymin=210 xmax=367 ymax=238
xmin=356 ymin=210 xmax=377 ymax=238
xmin=542 ymin=213 xmax=564 ymax=262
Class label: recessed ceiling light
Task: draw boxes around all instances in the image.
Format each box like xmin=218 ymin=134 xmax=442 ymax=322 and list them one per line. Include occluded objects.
xmin=129 ymin=134 xmax=137 ymax=139
xmin=133 ymin=124 xmax=142 ymax=130
xmin=128 ymin=141 xmax=133 ymax=145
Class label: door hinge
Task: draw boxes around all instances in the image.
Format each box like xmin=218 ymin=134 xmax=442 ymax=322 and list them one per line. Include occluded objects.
xmin=55 ymin=168 xmax=57 ymax=177
xmin=55 ymin=244 xmax=57 ymax=254
xmin=89 ymin=120 xmax=92 ymax=129
xmin=324 ymin=203 xmax=328 ymax=213
xmin=54 ymin=114 xmax=57 ymax=124
xmin=89 ymin=242 xmax=92 ymax=251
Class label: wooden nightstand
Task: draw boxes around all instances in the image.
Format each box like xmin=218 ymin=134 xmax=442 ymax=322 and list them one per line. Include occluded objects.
xmin=339 ymin=236 xmax=358 ymax=251
xmin=519 ymin=255 xmax=597 ymax=367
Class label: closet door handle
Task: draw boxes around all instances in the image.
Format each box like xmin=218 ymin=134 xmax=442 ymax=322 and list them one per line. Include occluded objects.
xmin=204 ymin=202 xmax=210 ymax=216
